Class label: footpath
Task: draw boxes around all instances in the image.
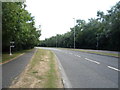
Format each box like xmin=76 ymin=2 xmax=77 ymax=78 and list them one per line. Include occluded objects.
xmin=2 ymin=49 xmax=36 ymax=88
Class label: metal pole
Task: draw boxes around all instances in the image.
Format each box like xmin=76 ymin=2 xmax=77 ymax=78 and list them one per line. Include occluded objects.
xmin=96 ymin=34 xmax=99 ymax=50
xmin=10 ymin=41 xmax=14 ymax=55
xmin=56 ymin=36 xmax=57 ymax=48
xmin=73 ymin=18 xmax=75 ymax=49
xmin=10 ymin=46 xmax=12 ymax=55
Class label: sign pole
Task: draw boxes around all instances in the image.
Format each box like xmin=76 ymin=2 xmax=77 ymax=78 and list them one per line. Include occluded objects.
xmin=10 ymin=46 xmax=12 ymax=55
xmin=10 ymin=41 xmax=14 ymax=56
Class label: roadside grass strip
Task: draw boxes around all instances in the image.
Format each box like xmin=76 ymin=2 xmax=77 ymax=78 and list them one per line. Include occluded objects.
xmin=69 ymin=49 xmax=119 ymax=58
xmin=58 ymin=48 xmax=119 ymax=57
xmin=10 ymin=49 xmax=63 ymax=88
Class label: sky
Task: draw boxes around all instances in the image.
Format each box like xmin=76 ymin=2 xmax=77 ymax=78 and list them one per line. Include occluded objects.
xmin=25 ymin=0 xmax=119 ymax=40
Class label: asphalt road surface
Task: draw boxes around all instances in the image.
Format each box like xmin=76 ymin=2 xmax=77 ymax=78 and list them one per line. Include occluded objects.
xmin=38 ymin=47 xmax=119 ymax=88
xmin=2 ymin=47 xmax=119 ymax=88
xmin=2 ymin=49 xmax=36 ymax=88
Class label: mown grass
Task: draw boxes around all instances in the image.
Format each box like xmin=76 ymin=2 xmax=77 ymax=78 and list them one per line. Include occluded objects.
xmin=71 ymin=49 xmax=119 ymax=58
xmin=30 ymin=49 xmax=46 ymax=68
xmin=45 ymin=51 xmax=57 ymax=88
xmin=9 ymin=49 xmax=62 ymax=88
xmin=28 ymin=49 xmax=59 ymax=88
xmin=58 ymin=47 xmax=119 ymax=57
xmin=2 ymin=49 xmax=34 ymax=63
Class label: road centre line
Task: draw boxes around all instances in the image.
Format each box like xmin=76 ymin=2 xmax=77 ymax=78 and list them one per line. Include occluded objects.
xmin=75 ymin=55 xmax=77 ymax=56
xmin=69 ymin=53 xmax=73 ymax=55
xmin=107 ymin=66 xmax=120 ymax=72
xmin=85 ymin=58 xmax=100 ymax=64
xmin=75 ymin=55 xmax=81 ymax=57
xmin=77 ymin=55 xmax=81 ymax=57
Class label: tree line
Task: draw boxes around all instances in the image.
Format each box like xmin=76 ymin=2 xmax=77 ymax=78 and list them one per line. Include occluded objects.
xmin=2 ymin=2 xmax=41 ymax=52
xmin=39 ymin=1 xmax=120 ymax=51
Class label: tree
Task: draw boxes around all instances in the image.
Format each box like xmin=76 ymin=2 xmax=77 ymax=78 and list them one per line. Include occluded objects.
xmin=2 ymin=2 xmax=41 ymax=52
xmin=39 ymin=1 xmax=120 ymax=51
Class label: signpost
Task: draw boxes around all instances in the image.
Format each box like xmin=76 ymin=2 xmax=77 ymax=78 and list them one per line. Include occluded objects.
xmin=10 ymin=42 xmax=14 ymax=55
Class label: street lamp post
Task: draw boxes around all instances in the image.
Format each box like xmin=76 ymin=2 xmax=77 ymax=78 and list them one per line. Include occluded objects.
xmin=73 ymin=18 xmax=76 ymax=49
xmin=56 ymin=37 xmax=57 ymax=48
xmin=96 ymin=34 xmax=99 ymax=50
xmin=39 ymin=25 xmax=41 ymax=28
xmin=56 ymin=34 xmax=57 ymax=48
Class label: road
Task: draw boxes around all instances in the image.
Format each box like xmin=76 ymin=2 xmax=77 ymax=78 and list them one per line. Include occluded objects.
xmin=2 ymin=49 xmax=36 ymax=88
xmin=38 ymin=47 xmax=119 ymax=88
xmin=2 ymin=47 xmax=119 ymax=88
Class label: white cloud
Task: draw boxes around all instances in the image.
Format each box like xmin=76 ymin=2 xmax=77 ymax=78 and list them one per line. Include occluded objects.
xmin=25 ymin=0 xmax=119 ymax=40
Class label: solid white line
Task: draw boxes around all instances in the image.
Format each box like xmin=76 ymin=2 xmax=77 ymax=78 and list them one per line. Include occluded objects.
xmin=53 ymin=52 xmax=72 ymax=88
xmin=63 ymin=79 xmax=66 ymax=85
xmin=107 ymin=66 xmax=120 ymax=72
xmin=85 ymin=58 xmax=100 ymax=64
xmin=59 ymin=67 xmax=61 ymax=70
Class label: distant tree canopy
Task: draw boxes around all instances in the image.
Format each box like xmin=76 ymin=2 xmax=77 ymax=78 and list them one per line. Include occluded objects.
xmin=2 ymin=2 xmax=41 ymax=52
xmin=39 ymin=1 xmax=120 ymax=51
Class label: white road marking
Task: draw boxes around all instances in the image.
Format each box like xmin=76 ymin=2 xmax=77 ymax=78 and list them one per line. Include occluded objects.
xmin=107 ymin=66 xmax=120 ymax=72
xmin=85 ymin=58 xmax=100 ymax=64
xmin=59 ymin=67 xmax=61 ymax=70
xmin=77 ymin=55 xmax=81 ymax=57
xmin=69 ymin=53 xmax=73 ymax=55
xmin=63 ymin=79 xmax=66 ymax=85
xmin=75 ymin=55 xmax=81 ymax=57
xmin=54 ymin=52 xmax=72 ymax=88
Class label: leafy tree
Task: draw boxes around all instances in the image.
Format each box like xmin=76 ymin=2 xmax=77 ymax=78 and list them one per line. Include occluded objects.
xmin=2 ymin=2 xmax=41 ymax=52
xmin=40 ymin=1 xmax=120 ymax=51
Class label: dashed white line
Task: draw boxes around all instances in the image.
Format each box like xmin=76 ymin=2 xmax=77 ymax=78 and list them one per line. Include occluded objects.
xmin=69 ymin=53 xmax=73 ymax=55
xmin=85 ymin=58 xmax=100 ymax=64
xmin=107 ymin=66 xmax=120 ymax=72
xmin=75 ymin=55 xmax=81 ymax=57
xmin=77 ymin=55 xmax=81 ymax=58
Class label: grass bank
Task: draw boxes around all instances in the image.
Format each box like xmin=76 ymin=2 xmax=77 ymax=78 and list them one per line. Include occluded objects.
xmin=10 ymin=49 xmax=63 ymax=88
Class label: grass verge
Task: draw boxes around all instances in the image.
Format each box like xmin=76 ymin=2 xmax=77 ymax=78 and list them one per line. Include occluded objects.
xmin=2 ymin=49 xmax=34 ymax=64
xmin=58 ymin=47 xmax=119 ymax=57
xmin=71 ymin=49 xmax=119 ymax=58
xmin=45 ymin=50 xmax=57 ymax=88
xmin=10 ymin=49 xmax=63 ymax=88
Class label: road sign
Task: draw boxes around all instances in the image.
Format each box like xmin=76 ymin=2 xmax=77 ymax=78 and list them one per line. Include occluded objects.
xmin=10 ymin=42 xmax=14 ymax=44
xmin=10 ymin=41 xmax=15 ymax=55
xmin=10 ymin=46 xmax=14 ymax=47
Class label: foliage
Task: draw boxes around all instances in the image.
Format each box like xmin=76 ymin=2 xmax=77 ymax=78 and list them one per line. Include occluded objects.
xmin=2 ymin=2 xmax=41 ymax=52
xmin=39 ymin=1 xmax=120 ymax=51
